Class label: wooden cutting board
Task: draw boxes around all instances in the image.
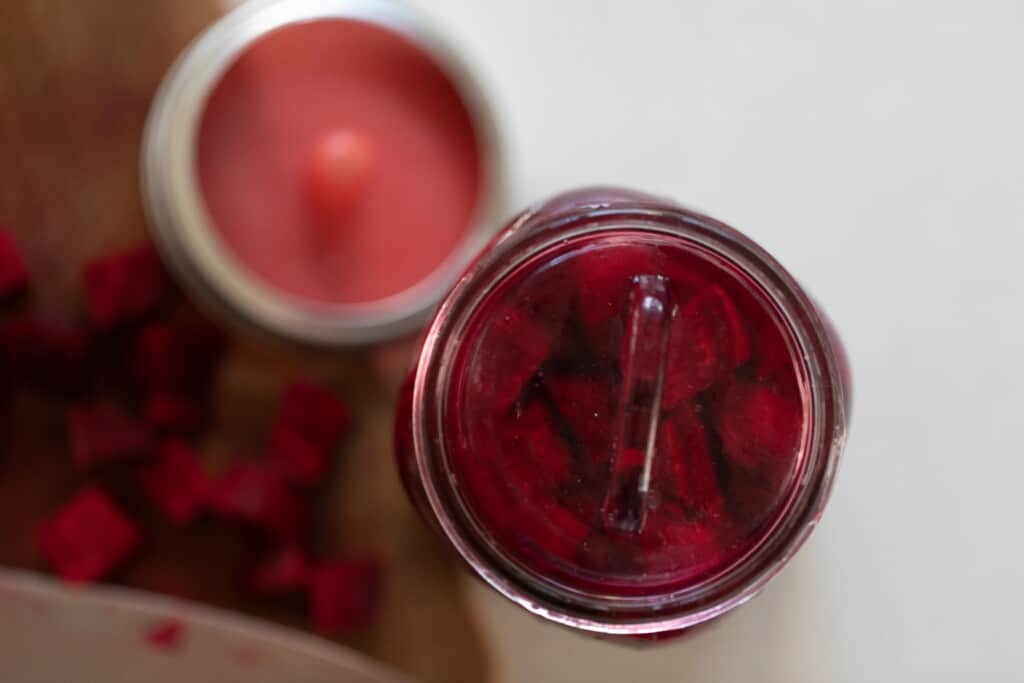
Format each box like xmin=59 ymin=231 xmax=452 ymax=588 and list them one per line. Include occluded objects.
xmin=0 ymin=2 xmax=489 ymax=682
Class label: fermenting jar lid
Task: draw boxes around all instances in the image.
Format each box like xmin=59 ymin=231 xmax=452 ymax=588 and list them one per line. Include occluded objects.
xmin=143 ymin=0 xmax=504 ymax=346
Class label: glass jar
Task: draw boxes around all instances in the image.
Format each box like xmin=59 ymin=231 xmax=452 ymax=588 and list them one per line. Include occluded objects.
xmin=395 ymin=188 xmax=850 ymax=637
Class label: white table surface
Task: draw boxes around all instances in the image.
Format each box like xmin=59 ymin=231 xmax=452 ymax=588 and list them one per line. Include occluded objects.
xmin=400 ymin=0 xmax=1024 ymax=681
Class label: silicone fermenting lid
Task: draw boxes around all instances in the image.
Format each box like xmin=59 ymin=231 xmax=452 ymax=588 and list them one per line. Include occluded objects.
xmin=444 ymin=230 xmax=810 ymax=597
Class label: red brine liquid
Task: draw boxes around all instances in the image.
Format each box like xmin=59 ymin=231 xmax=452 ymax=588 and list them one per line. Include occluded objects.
xmin=446 ymin=233 xmax=805 ymax=595
xmin=396 ymin=189 xmax=848 ymax=636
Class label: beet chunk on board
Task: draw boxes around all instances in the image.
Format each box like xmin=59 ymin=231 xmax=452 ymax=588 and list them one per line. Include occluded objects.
xmin=82 ymin=244 xmax=171 ymax=329
xmin=0 ymin=228 xmax=29 ymax=298
xmin=307 ymin=559 xmax=381 ymax=635
xmin=68 ymin=403 xmax=152 ymax=471
xmin=36 ymin=487 xmax=141 ymax=582
xmin=138 ymin=440 xmax=211 ymax=526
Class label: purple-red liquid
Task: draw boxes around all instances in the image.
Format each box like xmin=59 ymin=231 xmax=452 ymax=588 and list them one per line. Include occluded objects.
xmin=403 ymin=231 xmax=808 ymax=597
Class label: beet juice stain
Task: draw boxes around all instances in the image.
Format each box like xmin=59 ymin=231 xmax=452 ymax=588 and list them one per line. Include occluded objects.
xmin=396 ymin=188 xmax=849 ymax=638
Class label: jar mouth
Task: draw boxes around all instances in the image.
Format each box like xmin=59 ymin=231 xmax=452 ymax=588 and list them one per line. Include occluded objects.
xmin=411 ymin=199 xmax=848 ymax=633
xmin=142 ymin=0 xmax=504 ymax=346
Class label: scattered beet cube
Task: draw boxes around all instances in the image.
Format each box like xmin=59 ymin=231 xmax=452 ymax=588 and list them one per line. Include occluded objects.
xmin=139 ymin=440 xmax=211 ymax=525
xmin=208 ymin=463 xmax=308 ymax=541
xmin=0 ymin=315 xmax=91 ymax=392
xmin=83 ymin=243 xmax=170 ymax=329
xmin=308 ymin=559 xmax=381 ymax=636
xmin=247 ymin=544 xmax=309 ymax=594
xmin=712 ymin=285 xmax=752 ymax=366
xmin=36 ymin=487 xmax=140 ymax=582
xmin=143 ymin=392 xmax=204 ymax=434
xmin=275 ymin=380 xmax=350 ymax=451
xmin=69 ymin=403 xmax=151 ymax=470
xmin=0 ymin=228 xmax=29 ymax=298
xmin=132 ymin=317 xmax=225 ymax=394
xmin=269 ymin=426 xmax=329 ymax=487
xmin=574 ymin=533 xmax=643 ymax=580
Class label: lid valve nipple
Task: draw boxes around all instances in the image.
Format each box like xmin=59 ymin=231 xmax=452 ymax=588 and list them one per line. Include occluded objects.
xmin=304 ymin=127 xmax=374 ymax=230
xmin=602 ymin=274 xmax=676 ymax=535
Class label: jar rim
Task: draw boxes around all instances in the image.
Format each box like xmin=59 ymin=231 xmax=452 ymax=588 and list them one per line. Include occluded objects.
xmin=410 ymin=194 xmax=848 ymax=634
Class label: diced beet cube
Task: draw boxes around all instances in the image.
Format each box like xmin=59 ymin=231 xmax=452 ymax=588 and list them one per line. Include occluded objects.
xmin=0 ymin=315 xmax=91 ymax=391
xmin=573 ymin=244 xmax=664 ymax=336
xmin=713 ymin=381 xmax=805 ymax=539
xmin=247 ymin=544 xmax=309 ymax=594
xmin=83 ymin=243 xmax=170 ymax=329
xmin=138 ymin=440 xmax=211 ymax=525
xmin=143 ymin=392 xmax=204 ymax=434
xmin=269 ymin=426 xmax=329 ymax=487
xmin=752 ymin=316 xmax=799 ymax=390
xmin=716 ymin=381 xmax=803 ymax=470
xmin=500 ymin=451 xmax=548 ymax=501
xmin=575 ymin=533 xmax=642 ymax=578
xmin=0 ymin=228 xmax=29 ymax=298
xmin=516 ymin=500 xmax=590 ymax=562
xmin=68 ymin=403 xmax=151 ymax=471
xmin=132 ymin=317 xmax=225 ymax=394
xmin=645 ymin=517 xmax=720 ymax=575
xmin=484 ymin=307 xmax=552 ymax=410
xmin=500 ymin=402 xmax=571 ymax=482
xmin=661 ymin=285 xmax=750 ymax=408
xmin=275 ymin=380 xmax=350 ymax=451
xmin=656 ymin=406 xmax=725 ymax=523
xmin=720 ymin=468 xmax=788 ymax=537
xmin=556 ymin=473 xmax=606 ymax=531
xmin=36 ymin=487 xmax=140 ymax=582
xmin=308 ymin=559 xmax=381 ymax=635
xmin=547 ymin=378 xmax=615 ymax=465
xmin=208 ymin=463 xmax=308 ymax=541
xmin=516 ymin=261 xmax=575 ymax=329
